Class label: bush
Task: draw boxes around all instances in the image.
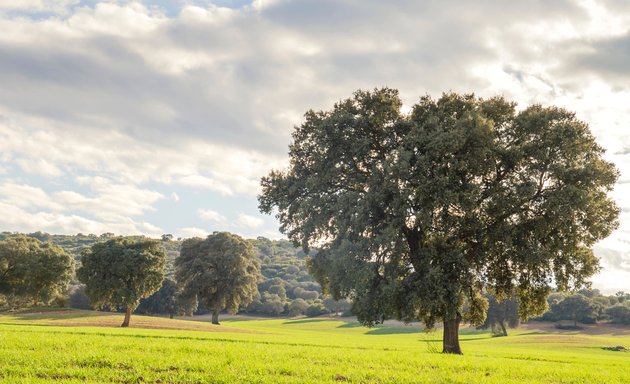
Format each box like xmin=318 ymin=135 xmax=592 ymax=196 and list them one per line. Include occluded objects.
xmin=305 ymin=304 xmax=328 ymax=317
xmin=289 ymin=298 xmax=309 ymax=316
xmin=607 ymin=304 xmax=630 ymax=324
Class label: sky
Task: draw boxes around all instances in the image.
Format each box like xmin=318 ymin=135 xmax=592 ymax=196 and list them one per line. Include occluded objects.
xmin=0 ymin=0 xmax=629 ymax=293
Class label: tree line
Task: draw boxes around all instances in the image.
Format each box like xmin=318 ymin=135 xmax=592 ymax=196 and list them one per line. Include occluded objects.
xmin=479 ymin=289 xmax=630 ymax=336
xmin=0 ymin=232 xmax=351 ymax=324
xmin=2 ymin=231 xmax=627 ymax=330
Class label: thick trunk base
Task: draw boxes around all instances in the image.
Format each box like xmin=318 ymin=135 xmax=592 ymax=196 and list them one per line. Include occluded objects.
xmin=212 ymin=308 xmax=220 ymax=325
xmin=500 ymin=321 xmax=508 ymax=337
xmin=442 ymin=313 xmax=463 ymax=354
xmin=121 ymin=307 xmax=132 ymax=327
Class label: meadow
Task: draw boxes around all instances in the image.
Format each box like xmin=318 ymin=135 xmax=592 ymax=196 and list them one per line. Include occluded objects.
xmin=0 ymin=309 xmax=629 ymax=383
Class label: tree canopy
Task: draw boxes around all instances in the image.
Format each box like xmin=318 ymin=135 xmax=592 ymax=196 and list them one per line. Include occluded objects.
xmin=0 ymin=235 xmax=74 ymax=308
xmin=175 ymin=232 xmax=261 ymax=324
xmin=77 ymin=237 xmax=166 ymax=327
xmin=259 ymin=88 xmax=619 ymax=354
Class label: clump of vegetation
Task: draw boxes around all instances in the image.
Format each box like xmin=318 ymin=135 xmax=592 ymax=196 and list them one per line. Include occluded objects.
xmin=602 ymin=345 xmax=626 ymax=352
xmin=0 ymin=235 xmax=74 ymax=309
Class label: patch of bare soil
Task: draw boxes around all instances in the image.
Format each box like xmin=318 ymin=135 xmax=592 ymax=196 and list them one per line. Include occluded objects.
xmin=51 ymin=318 xmax=252 ymax=333
xmin=7 ymin=310 xmax=255 ymax=333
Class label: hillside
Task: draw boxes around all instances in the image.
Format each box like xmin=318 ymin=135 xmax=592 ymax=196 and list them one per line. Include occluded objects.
xmin=0 ymin=231 xmax=346 ymax=317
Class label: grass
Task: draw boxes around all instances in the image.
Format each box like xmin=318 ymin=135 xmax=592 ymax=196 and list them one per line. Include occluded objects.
xmin=1 ymin=310 xmax=629 ymax=383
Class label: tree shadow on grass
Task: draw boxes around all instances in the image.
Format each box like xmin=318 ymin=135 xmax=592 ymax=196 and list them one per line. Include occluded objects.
xmin=282 ymin=319 xmax=330 ymax=325
xmin=365 ymin=327 xmax=421 ymax=335
xmin=336 ymin=322 xmax=422 ymax=335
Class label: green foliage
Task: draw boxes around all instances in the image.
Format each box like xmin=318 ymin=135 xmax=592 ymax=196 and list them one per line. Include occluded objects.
xmin=0 ymin=235 xmax=74 ymax=308
xmin=288 ymin=298 xmax=309 ymax=316
xmin=77 ymin=237 xmax=166 ymax=315
xmin=176 ymin=232 xmax=261 ymax=321
xmin=260 ymin=88 xmax=619 ymax=353
xmin=136 ymin=279 xmax=184 ymax=318
xmin=606 ymin=304 xmax=630 ymax=324
xmin=545 ymin=294 xmax=600 ymax=326
xmin=305 ymin=303 xmax=327 ymax=317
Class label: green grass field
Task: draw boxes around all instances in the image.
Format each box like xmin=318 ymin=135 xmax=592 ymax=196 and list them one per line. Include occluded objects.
xmin=1 ymin=309 xmax=629 ymax=383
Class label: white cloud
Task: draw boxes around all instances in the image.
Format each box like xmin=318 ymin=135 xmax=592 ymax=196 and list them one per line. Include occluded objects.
xmin=0 ymin=201 xmax=163 ymax=237
xmin=0 ymin=0 xmax=78 ymax=13
xmin=197 ymin=208 xmax=227 ymax=224
xmin=171 ymin=192 xmax=180 ymax=202
xmin=236 ymin=213 xmax=264 ymax=230
xmin=0 ymin=182 xmax=62 ymax=211
xmin=178 ymin=227 xmax=209 ymax=238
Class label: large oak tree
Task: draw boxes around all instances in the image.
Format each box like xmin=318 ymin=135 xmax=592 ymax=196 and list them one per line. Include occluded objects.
xmin=175 ymin=232 xmax=260 ymax=324
xmin=77 ymin=237 xmax=166 ymax=327
xmin=259 ymin=88 xmax=619 ymax=354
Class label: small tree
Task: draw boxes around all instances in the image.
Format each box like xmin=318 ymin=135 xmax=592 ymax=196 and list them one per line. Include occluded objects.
xmin=550 ymin=294 xmax=599 ymax=327
xmin=0 ymin=235 xmax=74 ymax=307
xmin=175 ymin=232 xmax=261 ymax=324
xmin=77 ymin=237 xmax=165 ymax=327
xmin=289 ymin=298 xmax=309 ymax=316
xmin=606 ymin=303 xmax=630 ymax=324
xmin=480 ymin=294 xmax=519 ymax=336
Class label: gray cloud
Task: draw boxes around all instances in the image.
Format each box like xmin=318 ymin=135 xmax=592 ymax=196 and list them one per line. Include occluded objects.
xmin=570 ymin=33 xmax=630 ymax=83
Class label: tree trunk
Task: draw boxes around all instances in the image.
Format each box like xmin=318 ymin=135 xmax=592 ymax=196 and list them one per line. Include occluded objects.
xmin=442 ymin=312 xmax=463 ymax=354
xmin=499 ymin=320 xmax=508 ymax=336
xmin=169 ymin=313 xmax=174 ymax=319
xmin=211 ymin=308 xmax=220 ymax=325
xmin=121 ymin=306 xmax=132 ymax=327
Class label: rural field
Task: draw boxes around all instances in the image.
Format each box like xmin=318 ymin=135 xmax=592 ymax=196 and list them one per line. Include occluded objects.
xmin=1 ymin=310 xmax=629 ymax=383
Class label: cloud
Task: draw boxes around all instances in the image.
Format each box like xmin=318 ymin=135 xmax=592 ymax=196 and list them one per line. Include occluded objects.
xmin=197 ymin=208 xmax=227 ymax=224
xmin=236 ymin=213 xmax=264 ymax=230
xmin=178 ymin=227 xmax=209 ymax=238
xmin=0 ymin=0 xmax=629 ymax=293
xmin=0 ymin=0 xmax=78 ymax=13
xmin=0 ymin=201 xmax=163 ymax=236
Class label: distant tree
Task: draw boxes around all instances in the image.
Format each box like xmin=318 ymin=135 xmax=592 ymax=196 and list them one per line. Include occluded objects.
xmin=550 ymin=294 xmax=599 ymax=327
xmin=259 ymin=293 xmax=284 ymax=315
xmin=161 ymin=234 xmax=174 ymax=242
xmin=175 ymin=232 xmax=261 ymax=325
xmin=615 ymin=291 xmax=628 ymax=303
xmin=77 ymin=237 xmax=166 ymax=327
xmin=268 ymin=284 xmax=287 ymax=301
xmin=136 ymin=278 xmax=181 ymax=318
xmin=306 ymin=303 xmax=328 ymax=317
xmin=480 ymin=294 xmax=519 ymax=336
xmin=260 ymin=88 xmax=619 ymax=353
xmin=323 ymin=297 xmax=352 ymax=316
xmin=606 ymin=303 xmax=630 ymax=324
xmin=0 ymin=235 xmax=74 ymax=307
xmin=289 ymin=298 xmax=309 ymax=316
